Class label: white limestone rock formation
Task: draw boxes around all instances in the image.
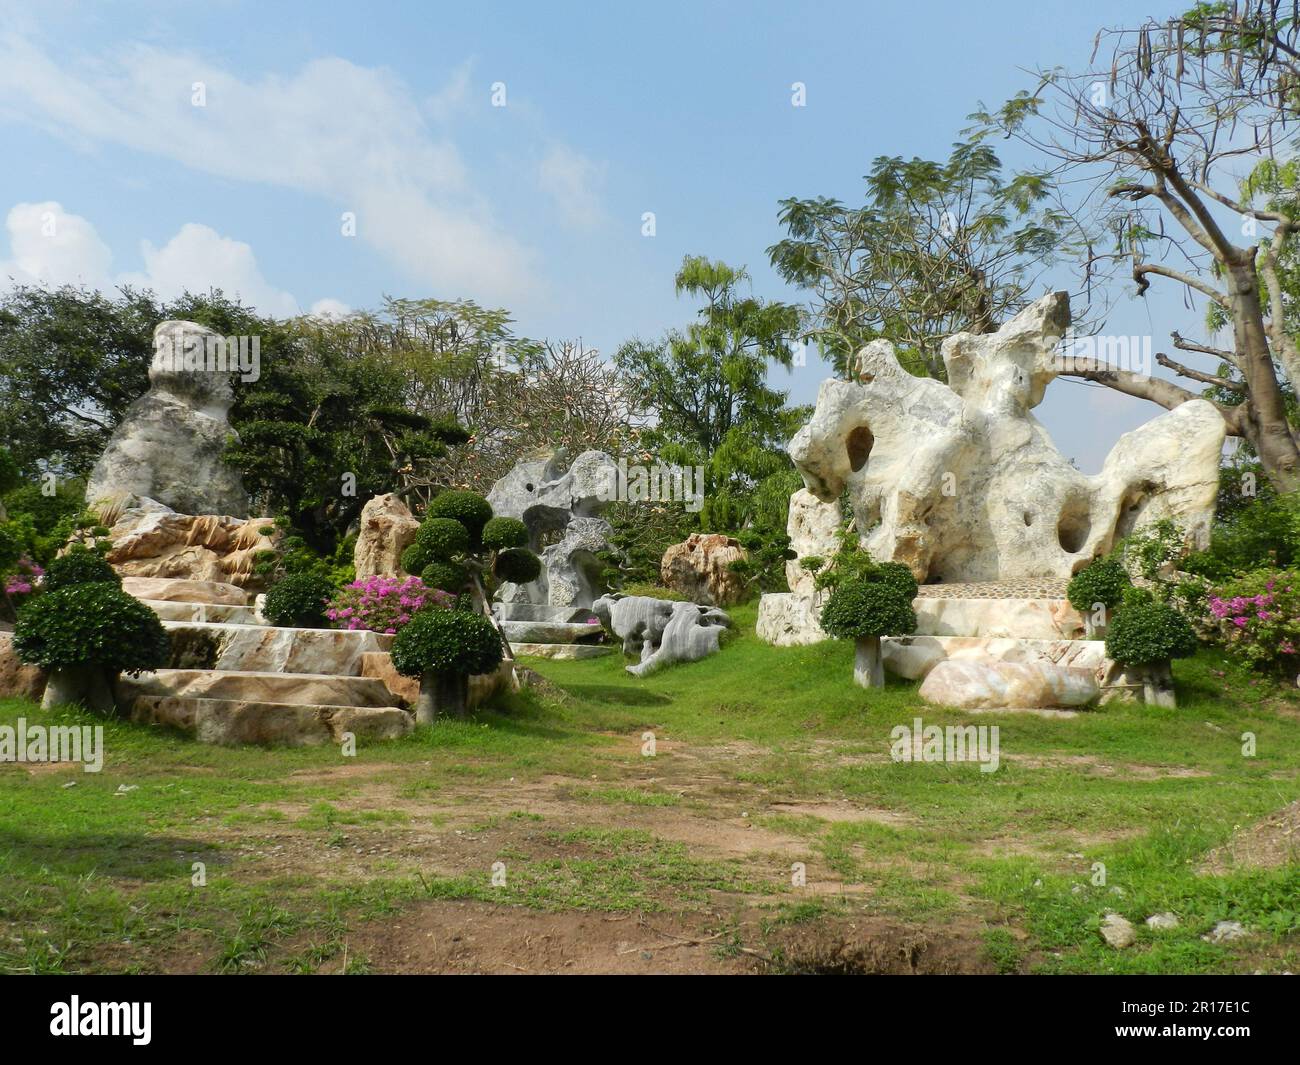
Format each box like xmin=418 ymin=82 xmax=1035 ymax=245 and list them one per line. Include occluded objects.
xmin=87 ymin=320 xmax=250 ymax=516
xmin=593 ymin=594 xmax=731 ymax=677
xmin=755 ymin=488 xmax=841 ymax=646
xmin=788 ymin=292 xmax=1224 ymax=584
xmin=355 ymin=493 xmax=421 ymax=579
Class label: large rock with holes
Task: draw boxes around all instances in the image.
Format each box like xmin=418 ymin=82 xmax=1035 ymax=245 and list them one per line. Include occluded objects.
xmin=355 ymin=493 xmax=420 ymax=579
xmin=91 ymin=496 xmax=275 ymax=588
xmin=593 ymin=594 xmax=731 ymax=677
xmin=86 ymin=320 xmax=250 ymax=516
xmin=660 ymin=533 xmax=748 ymax=606
xmin=488 ymin=450 xmax=618 ymax=611
xmin=788 ymin=293 xmax=1224 ymax=584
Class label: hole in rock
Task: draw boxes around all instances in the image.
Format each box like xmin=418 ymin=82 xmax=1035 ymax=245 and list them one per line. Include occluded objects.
xmin=1022 ymin=511 xmax=1033 ymax=526
xmin=525 ymin=483 xmax=535 ymax=492
xmin=1056 ymin=499 xmax=1092 ymax=554
xmin=846 ymin=426 xmax=874 ymax=472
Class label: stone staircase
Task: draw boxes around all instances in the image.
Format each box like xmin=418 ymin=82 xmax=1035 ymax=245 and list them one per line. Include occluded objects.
xmin=118 ymin=576 xmax=414 ymax=746
xmin=494 ymin=602 xmax=612 ymax=660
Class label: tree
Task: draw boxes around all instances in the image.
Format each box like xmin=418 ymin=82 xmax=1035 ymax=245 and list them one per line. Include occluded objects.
xmin=769 ymin=140 xmax=1076 ymax=378
xmin=974 ymin=3 xmax=1300 ymax=490
xmin=614 ymin=256 xmax=804 ymax=533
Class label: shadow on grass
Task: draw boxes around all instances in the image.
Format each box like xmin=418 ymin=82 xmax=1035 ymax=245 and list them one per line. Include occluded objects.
xmin=0 ymin=827 xmax=222 ymax=880
xmin=553 ymin=683 xmax=673 ymax=707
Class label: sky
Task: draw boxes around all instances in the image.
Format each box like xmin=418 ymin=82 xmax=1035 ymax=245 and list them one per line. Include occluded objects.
xmin=0 ymin=0 xmax=1231 ymax=472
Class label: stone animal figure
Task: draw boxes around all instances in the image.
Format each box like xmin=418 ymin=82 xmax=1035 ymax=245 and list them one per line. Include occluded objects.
xmin=593 ymin=594 xmax=731 ymax=677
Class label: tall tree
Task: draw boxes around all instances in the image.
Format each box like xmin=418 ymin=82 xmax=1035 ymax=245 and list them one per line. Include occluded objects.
xmin=768 ymin=139 xmax=1075 ymax=378
xmin=974 ymin=2 xmax=1300 ymax=490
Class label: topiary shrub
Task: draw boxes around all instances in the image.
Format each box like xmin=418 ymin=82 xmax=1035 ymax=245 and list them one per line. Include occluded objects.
xmin=820 ymin=578 xmax=916 ymax=688
xmin=425 ymin=491 xmax=493 ymax=549
xmin=416 ymin=517 xmax=470 ymax=560
xmin=1105 ymin=601 xmax=1198 ymax=666
xmin=391 ymin=608 xmax=504 ymax=721
xmin=263 ymin=572 xmax=335 ymax=628
xmin=493 ymin=547 xmax=542 ymax=585
xmin=481 ymin=516 xmax=529 ymax=552
xmin=400 ymin=542 xmax=432 ymax=576
xmin=1067 ymin=557 xmax=1130 ymax=613
xmin=421 ymin=561 xmax=468 ymax=593
xmin=14 ymin=582 xmax=170 ymax=712
xmin=42 ymin=547 xmax=121 ymax=592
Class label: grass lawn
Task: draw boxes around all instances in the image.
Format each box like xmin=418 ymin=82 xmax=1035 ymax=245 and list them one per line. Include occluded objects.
xmin=2 ymin=601 xmax=1298 ymax=974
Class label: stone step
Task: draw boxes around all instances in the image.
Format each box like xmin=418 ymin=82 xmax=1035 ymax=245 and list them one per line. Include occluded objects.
xmin=162 ymin=620 xmax=385 ymax=677
xmin=122 ymin=576 xmax=249 ymax=606
xmin=912 ymin=597 xmax=1086 ymax=640
xmin=882 ymin=635 xmax=1107 ymax=681
xmin=511 ymin=643 xmax=613 ymax=660
xmin=118 ymin=669 xmax=404 ymax=708
xmin=494 ymin=603 xmax=599 ymax=624
xmin=142 ymin=599 xmax=265 ymax=625
xmin=129 ymin=695 xmax=412 ymax=747
xmin=500 ymin=620 xmax=606 ymax=645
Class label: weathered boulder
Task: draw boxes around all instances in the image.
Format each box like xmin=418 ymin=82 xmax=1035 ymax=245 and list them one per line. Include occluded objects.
xmin=488 ymin=450 xmax=618 ymax=612
xmin=355 ymin=493 xmax=420 ymax=579
xmin=787 ymin=293 xmax=1224 ymax=583
xmin=0 ymin=630 xmax=46 ymax=701
xmin=358 ymin=651 xmax=517 ymax=710
xmin=918 ymin=658 xmax=1099 ymax=710
xmin=87 ymin=320 xmax=250 ymax=516
xmin=755 ymin=488 xmax=841 ymax=646
xmin=93 ymin=497 xmax=275 ymax=588
xmin=593 ymin=594 xmax=730 ymax=677
xmin=661 ymin=533 xmax=747 ymax=606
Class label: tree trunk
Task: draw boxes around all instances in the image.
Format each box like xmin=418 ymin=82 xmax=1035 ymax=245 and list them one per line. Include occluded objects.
xmin=1141 ymin=661 xmax=1177 ymax=709
xmin=853 ymin=636 xmax=884 ymax=688
xmin=42 ymin=666 xmax=116 ymax=714
xmin=415 ymin=671 xmax=469 ymax=724
xmin=1226 ymin=259 xmax=1300 ymax=492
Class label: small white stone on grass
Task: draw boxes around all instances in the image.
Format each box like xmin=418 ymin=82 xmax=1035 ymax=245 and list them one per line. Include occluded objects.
xmin=1100 ymin=912 xmax=1136 ymax=949
xmin=1203 ymin=920 xmax=1250 ymax=944
xmin=1145 ymin=912 xmax=1179 ymax=930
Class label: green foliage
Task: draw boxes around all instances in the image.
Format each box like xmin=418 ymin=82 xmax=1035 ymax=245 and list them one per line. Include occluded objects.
xmin=820 ymin=578 xmax=917 ymax=639
xmin=0 ymin=447 xmax=19 ymax=495
xmin=425 ymin=491 xmax=493 ymax=549
xmin=263 ymin=573 xmax=336 ymax=628
xmin=493 ymin=548 xmax=542 ymax=585
xmin=420 ymin=561 xmax=468 ymax=593
xmin=0 ymin=521 xmax=23 ymax=573
xmin=1183 ymin=490 xmax=1300 ymax=581
xmin=810 ymin=528 xmax=919 ymax=601
xmin=1105 ymin=602 xmax=1199 ymax=666
xmin=730 ymin=527 xmax=796 ymax=598
xmin=1203 ymin=568 xmax=1300 ymax=673
xmin=42 ymin=547 xmax=120 ymax=592
xmin=400 ymin=542 xmax=432 ymax=576
xmin=1067 ymin=557 xmax=1131 ymax=612
xmin=598 ymin=501 xmax=698 ymax=589
xmin=1118 ymin=519 xmax=1187 ymax=583
xmin=481 ymin=516 xmax=529 ymax=552
xmin=416 ymin=517 xmax=470 ymax=560
xmin=390 ymin=608 xmax=504 ymax=678
xmin=13 ymin=582 xmax=169 ymax=674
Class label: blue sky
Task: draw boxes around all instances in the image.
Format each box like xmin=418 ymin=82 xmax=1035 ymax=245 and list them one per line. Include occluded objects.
xmin=0 ymin=0 xmax=1217 ymax=471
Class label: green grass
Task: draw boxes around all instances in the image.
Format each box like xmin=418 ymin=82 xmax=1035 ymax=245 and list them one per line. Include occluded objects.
xmin=2 ymin=601 xmax=1298 ymax=973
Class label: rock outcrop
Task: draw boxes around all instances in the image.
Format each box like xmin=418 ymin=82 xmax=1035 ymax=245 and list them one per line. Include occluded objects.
xmin=593 ymin=594 xmax=730 ymax=677
xmin=93 ymin=496 xmax=276 ymax=589
xmin=87 ymin=320 xmax=250 ymax=516
xmin=660 ymin=533 xmax=747 ymax=606
xmin=354 ymin=493 xmax=420 ymax=579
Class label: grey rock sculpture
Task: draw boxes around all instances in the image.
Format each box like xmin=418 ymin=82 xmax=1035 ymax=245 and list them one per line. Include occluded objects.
xmin=593 ymin=594 xmax=731 ymax=677
xmin=87 ymin=320 xmax=250 ymax=516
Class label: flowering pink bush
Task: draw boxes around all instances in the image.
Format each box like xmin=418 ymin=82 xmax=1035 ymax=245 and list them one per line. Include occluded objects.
xmin=325 ymin=575 xmax=454 ymax=635
xmin=1204 ymin=568 xmax=1300 ymax=673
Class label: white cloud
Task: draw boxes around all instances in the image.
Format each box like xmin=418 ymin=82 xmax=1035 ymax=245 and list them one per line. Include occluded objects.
xmin=0 ymin=201 xmax=308 ymax=316
xmin=0 ymin=32 xmax=540 ymax=303
xmin=538 ymin=144 xmax=608 ymax=230
xmin=425 ymin=60 xmax=475 ymax=123
xmin=0 ymin=200 xmax=112 ymax=289
xmin=309 ymin=297 xmax=351 ymax=319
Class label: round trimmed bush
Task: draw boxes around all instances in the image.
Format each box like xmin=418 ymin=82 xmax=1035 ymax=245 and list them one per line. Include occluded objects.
xmin=263 ymin=572 xmax=335 ymax=628
xmin=481 ymin=516 xmax=529 ymax=552
xmin=1067 ymin=557 xmax=1130 ymax=612
xmin=820 ymin=579 xmax=916 ymax=639
xmin=493 ymin=547 xmax=542 ymax=585
xmin=421 ymin=560 xmax=468 ymax=592
xmin=391 ymin=608 xmax=504 ymax=679
xmin=1105 ymin=601 xmax=1198 ymax=665
xmin=400 ymin=542 xmax=432 ymax=575
xmin=425 ymin=491 xmax=493 ymax=548
xmin=14 ymin=582 xmax=169 ymax=674
xmin=871 ymin=561 xmax=918 ymax=602
xmin=43 ymin=547 xmax=121 ymax=592
xmin=416 ymin=517 xmax=470 ymax=560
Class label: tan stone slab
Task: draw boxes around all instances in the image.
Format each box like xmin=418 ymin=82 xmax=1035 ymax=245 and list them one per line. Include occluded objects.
xmin=129 ymin=695 xmax=412 ymax=746
xmin=123 ymin=576 xmax=248 ymax=606
xmin=118 ymin=668 xmax=403 ymax=708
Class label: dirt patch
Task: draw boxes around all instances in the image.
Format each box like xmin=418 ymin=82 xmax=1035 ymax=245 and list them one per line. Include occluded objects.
xmin=760 ymin=915 xmax=998 ymax=974
xmin=767 ymin=800 xmax=914 ymax=826
xmin=1201 ymin=799 xmax=1300 ymax=874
